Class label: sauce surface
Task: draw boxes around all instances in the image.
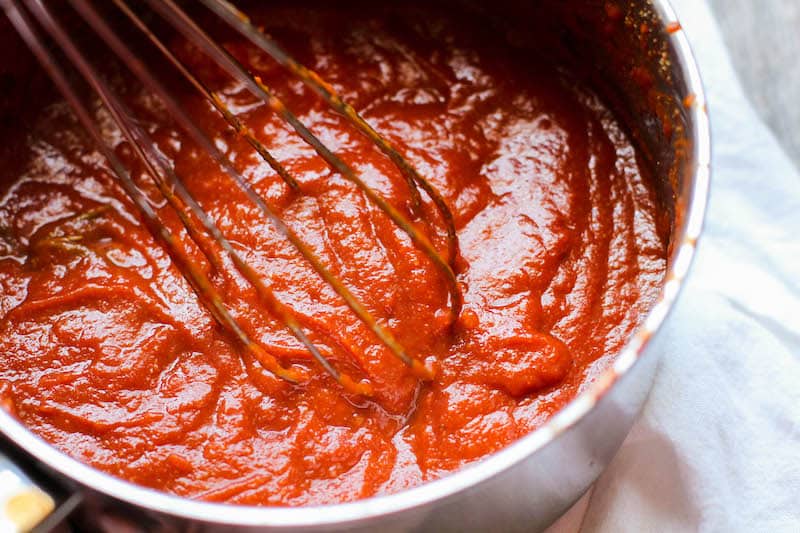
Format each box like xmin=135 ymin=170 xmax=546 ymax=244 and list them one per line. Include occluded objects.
xmin=0 ymin=3 xmax=667 ymax=506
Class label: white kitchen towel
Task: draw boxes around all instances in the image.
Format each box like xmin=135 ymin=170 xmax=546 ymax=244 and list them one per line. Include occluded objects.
xmin=547 ymin=0 xmax=800 ymax=531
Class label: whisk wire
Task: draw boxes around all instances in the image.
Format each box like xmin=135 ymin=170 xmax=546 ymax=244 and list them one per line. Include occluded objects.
xmin=69 ymin=0 xmax=435 ymax=380
xmin=3 ymin=0 xmax=464 ymax=393
xmin=200 ymin=0 xmax=460 ymax=267
xmin=60 ymin=0 xmax=370 ymax=394
xmin=110 ymin=0 xmax=301 ymax=193
xmin=144 ymin=0 xmax=463 ymax=321
xmin=6 ymin=0 xmax=306 ymax=386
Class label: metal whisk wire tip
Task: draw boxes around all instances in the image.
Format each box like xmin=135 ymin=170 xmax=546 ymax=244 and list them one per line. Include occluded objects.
xmin=3 ymin=0 xmax=452 ymax=394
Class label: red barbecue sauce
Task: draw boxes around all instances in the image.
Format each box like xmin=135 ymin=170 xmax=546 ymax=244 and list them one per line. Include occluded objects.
xmin=0 ymin=3 xmax=667 ymax=505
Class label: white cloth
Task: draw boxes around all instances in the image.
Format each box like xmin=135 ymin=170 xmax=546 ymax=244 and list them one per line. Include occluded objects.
xmin=548 ymin=1 xmax=800 ymax=531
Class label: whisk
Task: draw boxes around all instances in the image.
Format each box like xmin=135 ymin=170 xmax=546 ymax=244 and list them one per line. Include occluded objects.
xmin=3 ymin=0 xmax=463 ymax=396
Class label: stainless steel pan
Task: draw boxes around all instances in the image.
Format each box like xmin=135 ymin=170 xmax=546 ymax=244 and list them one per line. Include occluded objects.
xmin=0 ymin=0 xmax=709 ymax=530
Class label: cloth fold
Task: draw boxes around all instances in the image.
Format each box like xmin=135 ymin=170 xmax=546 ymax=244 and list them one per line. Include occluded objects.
xmin=548 ymin=0 xmax=800 ymax=531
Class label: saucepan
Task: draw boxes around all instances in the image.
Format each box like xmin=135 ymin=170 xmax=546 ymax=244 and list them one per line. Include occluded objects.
xmin=0 ymin=0 xmax=709 ymax=530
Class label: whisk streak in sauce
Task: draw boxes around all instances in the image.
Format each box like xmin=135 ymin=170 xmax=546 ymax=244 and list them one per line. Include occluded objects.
xmin=0 ymin=3 xmax=667 ymax=505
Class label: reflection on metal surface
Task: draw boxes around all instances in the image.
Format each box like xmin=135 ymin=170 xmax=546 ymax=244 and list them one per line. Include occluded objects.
xmin=0 ymin=454 xmax=54 ymax=532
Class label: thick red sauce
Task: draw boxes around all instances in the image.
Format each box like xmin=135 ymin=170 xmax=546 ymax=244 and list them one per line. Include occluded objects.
xmin=0 ymin=3 xmax=666 ymax=505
